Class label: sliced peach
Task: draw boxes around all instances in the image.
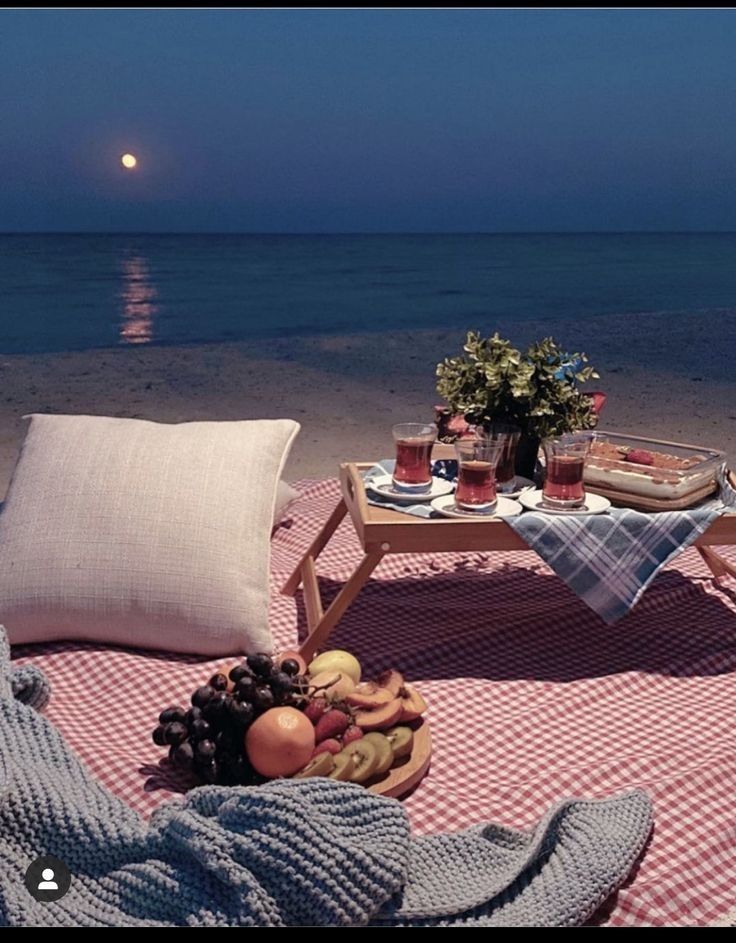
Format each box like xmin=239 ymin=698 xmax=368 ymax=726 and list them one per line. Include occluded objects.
xmin=354 ymin=697 xmax=403 ymax=731
xmin=308 ymin=671 xmax=356 ymax=702
xmin=345 ymin=686 xmax=394 ymax=709
xmin=398 ymin=684 xmax=428 ymax=723
xmin=376 ymin=669 xmax=404 ymax=699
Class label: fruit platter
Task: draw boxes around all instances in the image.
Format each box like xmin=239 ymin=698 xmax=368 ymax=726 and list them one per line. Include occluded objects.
xmin=151 ymin=648 xmax=431 ymax=798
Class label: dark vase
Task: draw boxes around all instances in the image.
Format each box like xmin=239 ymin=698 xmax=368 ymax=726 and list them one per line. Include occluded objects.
xmin=515 ymin=433 xmax=540 ymax=480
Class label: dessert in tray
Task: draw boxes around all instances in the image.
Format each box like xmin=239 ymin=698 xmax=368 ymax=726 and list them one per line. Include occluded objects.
xmin=584 ymin=432 xmax=726 ymax=509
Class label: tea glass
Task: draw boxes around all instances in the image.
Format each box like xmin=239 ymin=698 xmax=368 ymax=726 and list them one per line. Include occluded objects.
xmin=477 ymin=423 xmax=522 ymax=492
xmin=541 ymin=433 xmax=594 ymax=510
xmin=392 ymin=423 xmax=436 ymax=493
xmin=454 ymin=438 xmax=505 ymax=513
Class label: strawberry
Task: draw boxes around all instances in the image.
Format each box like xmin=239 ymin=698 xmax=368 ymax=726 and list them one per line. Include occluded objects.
xmin=342 ymin=724 xmax=364 ymax=745
xmin=304 ymin=699 xmax=328 ymax=725
xmin=625 ymin=449 xmax=654 ymax=466
xmin=587 ymin=391 xmax=607 ymax=415
xmin=314 ymin=708 xmax=350 ymax=743
xmin=312 ymin=738 xmax=342 ymax=756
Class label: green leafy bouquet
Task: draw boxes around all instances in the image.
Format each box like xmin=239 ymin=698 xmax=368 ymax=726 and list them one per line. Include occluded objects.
xmin=436 ymin=331 xmax=599 ymax=440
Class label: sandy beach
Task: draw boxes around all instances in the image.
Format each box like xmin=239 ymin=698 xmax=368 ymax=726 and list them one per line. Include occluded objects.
xmin=1 ymin=308 xmax=735 ymax=496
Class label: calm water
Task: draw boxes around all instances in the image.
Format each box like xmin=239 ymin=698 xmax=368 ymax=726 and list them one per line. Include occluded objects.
xmin=1 ymin=233 xmax=736 ymax=354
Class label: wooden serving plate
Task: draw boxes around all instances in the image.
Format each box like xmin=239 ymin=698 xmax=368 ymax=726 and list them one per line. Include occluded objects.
xmin=365 ymin=719 xmax=432 ymax=798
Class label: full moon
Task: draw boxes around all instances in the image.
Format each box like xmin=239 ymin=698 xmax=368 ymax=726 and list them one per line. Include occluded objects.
xmin=121 ymin=153 xmax=137 ymax=169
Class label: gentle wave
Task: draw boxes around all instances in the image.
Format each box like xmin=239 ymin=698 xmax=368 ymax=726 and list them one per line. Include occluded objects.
xmin=1 ymin=232 xmax=736 ymax=355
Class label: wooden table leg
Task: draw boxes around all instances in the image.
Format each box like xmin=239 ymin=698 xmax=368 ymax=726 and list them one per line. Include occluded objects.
xmin=697 ymin=545 xmax=736 ymax=581
xmin=298 ymin=545 xmax=386 ymax=663
xmin=302 ymin=555 xmax=324 ymax=631
xmin=281 ymin=497 xmax=348 ymax=596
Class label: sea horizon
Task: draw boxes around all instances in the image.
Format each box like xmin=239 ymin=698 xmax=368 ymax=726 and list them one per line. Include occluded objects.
xmin=3 ymin=231 xmax=736 ymax=356
xmin=3 ymin=229 xmax=736 ymax=236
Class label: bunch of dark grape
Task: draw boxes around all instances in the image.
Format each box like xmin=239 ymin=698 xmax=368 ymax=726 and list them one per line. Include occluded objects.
xmin=151 ymin=653 xmax=308 ymax=786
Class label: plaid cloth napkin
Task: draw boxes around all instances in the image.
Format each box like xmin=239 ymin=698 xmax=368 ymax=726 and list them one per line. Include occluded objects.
xmin=365 ymin=461 xmax=736 ymax=624
xmin=507 ymin=469 xmax=736 ymax=623
xmin=363 ymin=460 xmax=439 ymax=518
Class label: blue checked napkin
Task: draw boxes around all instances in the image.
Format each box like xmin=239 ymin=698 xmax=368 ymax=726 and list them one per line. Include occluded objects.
xmin=364 ymin=461 xmax=736 ymax=624
xmin=507 ymin=468 xmax=736 ymax=623
xmin=363 ymin=459 xmax=441 ymax=518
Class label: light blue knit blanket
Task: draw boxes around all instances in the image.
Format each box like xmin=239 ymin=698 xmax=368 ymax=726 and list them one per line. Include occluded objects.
xmin=0 ymin=627 xmax=653 ymax=927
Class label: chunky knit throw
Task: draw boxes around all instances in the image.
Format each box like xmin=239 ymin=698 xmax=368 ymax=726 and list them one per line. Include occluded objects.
xmin=0 ymin=628 xmax=652 ymax=927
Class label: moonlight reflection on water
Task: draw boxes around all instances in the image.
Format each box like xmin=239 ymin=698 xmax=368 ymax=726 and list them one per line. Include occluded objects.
xmin=119 ymin=255 xmax=157 ymax=345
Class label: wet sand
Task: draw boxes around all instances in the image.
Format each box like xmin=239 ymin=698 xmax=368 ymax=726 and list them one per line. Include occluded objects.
xmin=1 ymin=309 xmax=735 ymax=494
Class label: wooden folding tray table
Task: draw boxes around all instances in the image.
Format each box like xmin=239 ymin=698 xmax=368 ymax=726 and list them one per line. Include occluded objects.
xmin=282 ymin=462 xmax=736 ymax=661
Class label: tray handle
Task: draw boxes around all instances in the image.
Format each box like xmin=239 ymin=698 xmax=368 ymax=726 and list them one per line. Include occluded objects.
xmin=341 ymin=463 xmax=371 ymax=522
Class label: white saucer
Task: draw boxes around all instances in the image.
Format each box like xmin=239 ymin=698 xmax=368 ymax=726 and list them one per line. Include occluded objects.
xmin=518 ymin=489 xmax=611 ymax=516
xmin=366 ymin=473 xmax=454 ymax=504
xmin=496 ymin=475 xmax=535 ymax=499
xmin=430 ymin=495 xmax=522 ymax=519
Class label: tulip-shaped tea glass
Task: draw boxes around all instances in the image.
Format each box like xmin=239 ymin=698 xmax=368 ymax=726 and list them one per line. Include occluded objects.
xmin=454 ymin=438 xmax=504 ymax=513
xmin=477 ymin=423 xmax=522 ymax=493
xmin=541 ymin=433 xmax=593 ymax=510
xmin=392 ymin=422 xmax=436 ymax=493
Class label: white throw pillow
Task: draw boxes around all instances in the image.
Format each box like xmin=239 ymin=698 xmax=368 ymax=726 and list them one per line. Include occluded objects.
xmin=0 ymin=414 xmax=300 ymax=655
xmin=274 ymin=479 xmax=300 ymax=524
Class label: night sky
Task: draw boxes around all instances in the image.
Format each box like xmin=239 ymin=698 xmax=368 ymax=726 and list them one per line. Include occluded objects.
xmin=2 ymin=8 xmax=736 ymax=233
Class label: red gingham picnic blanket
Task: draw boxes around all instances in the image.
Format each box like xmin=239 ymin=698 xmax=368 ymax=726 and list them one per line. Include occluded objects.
xmin=10 ymin=478 xmax=736 ymax=927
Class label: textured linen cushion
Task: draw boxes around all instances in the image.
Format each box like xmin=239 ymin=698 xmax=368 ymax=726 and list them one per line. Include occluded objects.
xmin=274 ymin=480 xmax=300 ymax=524
xmin=0 ymin=414 xmax=299 ymax=655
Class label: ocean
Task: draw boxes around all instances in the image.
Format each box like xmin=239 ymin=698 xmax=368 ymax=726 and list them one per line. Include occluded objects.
xmin=2 ymin=232 xmax=736 ymax=355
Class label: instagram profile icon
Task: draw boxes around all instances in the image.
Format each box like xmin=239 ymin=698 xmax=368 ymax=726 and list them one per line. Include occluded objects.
xmin=24 ymin=855 xmax=71 ymax=903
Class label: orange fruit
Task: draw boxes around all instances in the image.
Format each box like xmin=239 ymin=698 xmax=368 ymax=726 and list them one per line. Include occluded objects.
xmin=245 ymin=707 xmax=315 ymax=778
